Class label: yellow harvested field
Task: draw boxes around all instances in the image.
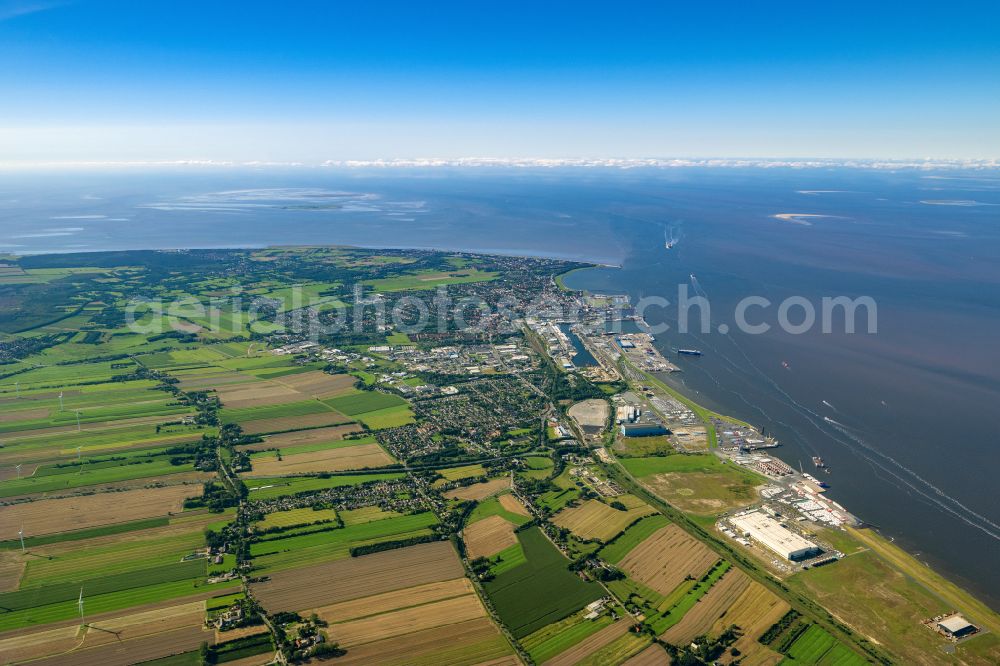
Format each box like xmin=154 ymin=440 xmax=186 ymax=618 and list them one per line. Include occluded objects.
xmin=329 ymin=617 xmax=515 ymax=666
xmin=619 ymin=524 xmax=718 ymax=595
xmin=177 ymin=371 xmax=254 ymax=390
xmin=661 ymin=568 xmax=751 ymax=644
xmin=246 ymin=443 xmax=393 ymax=475
xmin=215 ymin=624 xmax=270 ymax=644
xmin=623 ymin=645 xmax=670 ymax=666
xmin=0 ymin=407 xmax=49 ymax=423
xmin=444 ymin=476 xmax=510 ymax=501
xmin=1 ymin=485 xmax=196 ymax=536
xmin=543 ymin=619 xmax=631 ymax=666
xmin=214 ymin=382 xmax=303 ymax=409
xmin=0 ymin=600 xmax=206 ymax=664
xmin=340 ymin=505 xmax=401 ymax=526
xmin=259 ymin=507 xmax=339 ymax=529
xmin=310 ymin=578 xmax=473 ymax=624
xmin=276 ymin=371 xmax=356 ymax=397
xmin=24 ymin=624 xmax=214 ymax=666
xmin=238 ymin=411 xmax=351 ymax=435
xmin=238 ymin=425 xmax=362 ymax=452
xmin=217 ymin=654 xmax=273 ymax=666
xmin=25 ymin=510 xmax=227 ymax=564
xmin=214 ymin=372 xmax=354 ymax=408
xmin=499 ymin=493 xmax=530 ymax=516
xmin=709 ymin=582 xmax=788 ymax=666
xmin=252 ymin=541 xmax=464 ymax=611
xmin=552 ymin=499 xmax=654 ymax=542
xmin=463 ymin=515 xmax=517 ymax=559
xmin=0 ymin=551 xmax=26 ymax=592
xmin=330 ymin=593 xmax=486 ymax=646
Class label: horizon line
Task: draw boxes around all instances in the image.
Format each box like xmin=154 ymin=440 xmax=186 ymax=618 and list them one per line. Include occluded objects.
xmin=1 ymin=157 xmax=999 ymax=171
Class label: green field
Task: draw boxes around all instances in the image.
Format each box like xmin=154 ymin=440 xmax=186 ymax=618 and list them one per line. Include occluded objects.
xmin=782 ymin=624 xmax=867 ymax=665
xmin=250 ymin=511 xmax=439 ymax=571
xmin=355 ymin=404 xmax=415 ymax=429
xmin=619 ymin=454 xmax=763 ymax=515
xmin=219 ymin=399 xmax=337 ymax=425
xmin=259 ymin=507 xmax=339 ymax=529
xmin=0 ymin=455 xmax=196 ymax=498
xmin=467 ymin=495 xmax=532 ymax=527
xmin=0 ymin=516 xmax=170 ymax=550
xmin=244 ymin=472 xmax=404 ymax=500
xmin=535 ymin=485 xmax=581 ymax=514
xmin=0 ymin=578 xmax=238 ymax=632
xmin=484 ymin=527 xmax=603 ymax=638
xmin=440 ymin=463 xmax=486 ymax=481
xmin=363 ymin=268 xmax=498 ymax=292
xmin=1 ymin=560 xmax=206 ymax=612
xmin=518 ymin=455 xmax=554 ymax=480
xmin=324 ymin=390 xmax=406 ymax=415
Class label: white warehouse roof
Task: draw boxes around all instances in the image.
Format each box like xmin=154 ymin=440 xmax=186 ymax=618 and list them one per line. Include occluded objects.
xmin=731 ymin=511 xmax=819 ymax=561
xmin=938 ymin=615 xmax=975 ymax=634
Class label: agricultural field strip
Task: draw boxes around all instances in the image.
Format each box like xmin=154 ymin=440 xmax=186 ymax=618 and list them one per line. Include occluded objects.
xmin=327 ymin=593 xmax=488 ymax=647
xmin=251 ymin=541 xmax=464 ymax=612
xmin=484 ymin=527 xmax=603 ymax=638
xmin=323 ymin=617 xmax=512 ymax=666
xmin=0 ymin=599 xmax=205 ymax=664
xmin=660 ymin=568 xmax=751 ymax=644
xmin=618 ymin=523 xmax=718 ymax=595
xmin=708 ymin=582 xmax=789 ymax=665
xmin=443 ymin=476 xmax=510 ymax=501
xmin=1 ymin=485 xmax=197 ymax=536
xmin=308 ymin=578 xmax=474 ymax=625
xmin=245 ymin=443 xmax=395 ymax=475
xmin=463 ymin=514 xmax=518 ymax=559
xmin=541 ymin=619 xmax=632 ymax=666
xmin=551 ymin=499 xmax=654 ymax=542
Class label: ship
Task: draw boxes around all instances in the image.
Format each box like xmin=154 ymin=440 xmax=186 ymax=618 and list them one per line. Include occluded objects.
xmin=812 ymin=456 xmax=826 ymax=468
xmin=677 ymin=349 xmax=703 ymax=356
xmin=664 ymin=228 xmax=677 ymax=249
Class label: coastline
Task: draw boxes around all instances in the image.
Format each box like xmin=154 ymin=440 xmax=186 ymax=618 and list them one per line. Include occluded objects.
xmin=566 ymin=268 xmax=1000 ymax=622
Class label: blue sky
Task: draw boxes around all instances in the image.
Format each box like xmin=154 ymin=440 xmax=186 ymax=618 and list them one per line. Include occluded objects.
xmin=1 ymin=0 xmax=998 ymax=161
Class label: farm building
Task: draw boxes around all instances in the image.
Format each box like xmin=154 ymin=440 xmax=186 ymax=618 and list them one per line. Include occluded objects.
xmin=731 ymin=511 xmax=820 ymax=561
xmin=937 ymin=615 xmax=979 ymax=639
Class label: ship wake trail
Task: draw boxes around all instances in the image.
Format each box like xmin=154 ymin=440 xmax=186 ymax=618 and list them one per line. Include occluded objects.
xmin=719 ymin=336 xmax=1000 ymax=541
xmin=689 ymin=273 xmax=709 ymax=300
xmin=824 ymin=418 xmax=1000 ymax=541
xmin=664 ymin=222 xmax=682 ymax=249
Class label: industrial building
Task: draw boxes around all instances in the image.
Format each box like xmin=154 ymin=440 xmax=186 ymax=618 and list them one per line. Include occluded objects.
xmin=937 ymin=615 xmax=979 ymax=639
xmin=616 ymin=405 xmax=639 ymax=424
xmin=620 ymin=423 xmax=668 ymax=437
xmin=730 ymin=511 xmax=821 ymax=561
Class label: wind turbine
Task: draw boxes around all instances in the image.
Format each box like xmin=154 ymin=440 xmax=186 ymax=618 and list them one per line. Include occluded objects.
xmin=59 ymin=391 xmax=64 ymax=411
xmin=15 ymin=464 xmax=21 ymax=480
xmin=18 ymin=525 xmax=25 ymax=553
xmin=75 ymin=410 xmax=81 ymax=432
xmin=78 ymin=587 xmax=85 ymax=627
